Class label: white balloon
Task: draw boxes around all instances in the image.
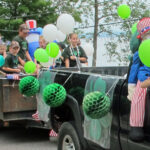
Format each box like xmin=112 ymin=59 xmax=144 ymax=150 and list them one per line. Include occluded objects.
xmin=43 ymin=24 xmax=57 ymax=42
xmin=40 ymin=57 xmax=54 ymax=68
xmin=57 ymin=14 xmax=75 ymax=34
xmin=57 ymin=30 xmax=66 ymax=42
xmin=82 ymin=43 xmax=94 ymax=56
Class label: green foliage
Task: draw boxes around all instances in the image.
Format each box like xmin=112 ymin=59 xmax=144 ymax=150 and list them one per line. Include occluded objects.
xmin=0 ymin=0 xmax=83 ymax=40
xmin=80 ymin=0 xmax=150 ymax=65
xmin=103 ymin=0 xmax=150 ymax=64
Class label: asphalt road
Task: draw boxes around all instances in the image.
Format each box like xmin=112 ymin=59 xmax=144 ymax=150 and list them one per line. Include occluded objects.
xmin=0 ymin=127 xmax=57 ymax=150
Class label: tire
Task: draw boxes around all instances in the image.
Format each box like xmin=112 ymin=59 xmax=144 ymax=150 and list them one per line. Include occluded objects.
xmin=58 ymin=122 xmax=81 ymax=150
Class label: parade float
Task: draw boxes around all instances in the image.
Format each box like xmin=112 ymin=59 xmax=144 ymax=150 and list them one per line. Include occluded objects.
xmin=1 ymin=5 xmax=150 ymax=150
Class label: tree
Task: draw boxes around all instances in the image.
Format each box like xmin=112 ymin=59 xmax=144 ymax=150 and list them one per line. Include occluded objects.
xmin=80 ymin=0 xmax=150 ymax=66
xmin=0 ymin=0 xmax=83 ymax=40
xmin=104 ymin=0 xmax=150 ymax=65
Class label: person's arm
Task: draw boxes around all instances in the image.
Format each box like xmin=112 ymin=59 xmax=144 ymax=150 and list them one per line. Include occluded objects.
xmin=65 ymin=58 xmax=70 ymax=68
xmin=0 ymin=70 xmax=6 ymax=77
xmin=70 ymin=56 xmax=76 ymax=60
xmin=79 ymin=46 xmax=88 ymax=63
xmin=60 ymin=56 xmax=64 ymax=61
xmin=2 ymin=55 xmax=21 ymax=73
xmin=2 ymin=67 xmax=21 ymax=73
xmin=18 ymin=57 xmax=25 ymax=66
xmin=141 ymin=78 xmax=150 ymax=88
xmin=79 ymin=57 xmax=87 ymax=62
xmin=3 ymin=51 xmax=7 ymax=58
xmin=25 ymin=51 xmax=32 ymax=61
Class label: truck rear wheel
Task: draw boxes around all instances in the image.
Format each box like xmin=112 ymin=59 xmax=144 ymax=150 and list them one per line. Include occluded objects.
xmin=58 ymin=122 xmax=81 ymax=150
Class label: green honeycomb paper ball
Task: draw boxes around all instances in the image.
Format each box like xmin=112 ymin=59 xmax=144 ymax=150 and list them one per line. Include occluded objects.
xmin=19 ymin=76 xmax=40 ymax=97
xmin=43 ymin=83 xmax=66 ymax=107
xmin=83 ymin=91 xmax=111 ymax=119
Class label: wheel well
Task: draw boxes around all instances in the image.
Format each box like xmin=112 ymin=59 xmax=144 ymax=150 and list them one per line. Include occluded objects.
xmin=50 ymin=104 xmax=74 ymax=132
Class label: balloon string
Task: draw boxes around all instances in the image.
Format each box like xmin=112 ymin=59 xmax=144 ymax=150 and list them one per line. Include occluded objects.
xmin=106 ymin=79 xmax=119 ymax=97
xmin=63 ymin=73 xmax=73 ymax=86
xmin=124 ymin=19 xmax=131 ymax=32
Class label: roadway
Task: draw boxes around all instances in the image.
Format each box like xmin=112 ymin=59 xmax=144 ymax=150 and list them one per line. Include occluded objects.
xmin=0 ymin=127 xmax=57 ymax=150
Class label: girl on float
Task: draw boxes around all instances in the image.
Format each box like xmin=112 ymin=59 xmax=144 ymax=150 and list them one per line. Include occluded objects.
xmin=62 ymin=33 xmax=87 ymax=68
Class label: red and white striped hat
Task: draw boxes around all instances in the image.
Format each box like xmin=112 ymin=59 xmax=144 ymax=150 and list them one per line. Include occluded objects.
xmin=137 ymin=17 xmax=150 ymax=39
xmin=26 ymin=20 xmax=37 ymax=29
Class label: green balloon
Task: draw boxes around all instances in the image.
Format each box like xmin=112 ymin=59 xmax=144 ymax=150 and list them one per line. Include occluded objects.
xmin=46 ymin=42 xmax=59 ymax=58
xmin=19 ymin=76 xmax=39 ymax=97
xmin=130 ymin=30 xmax=141 ymax=53
xmin=131 ymin=23 xmax=137 ymax=34
xmin=43 ymin=83 xmax=66 ymax=107
xmin=24 ymin=61 xmax=36 ymax=74
xmin=117 ymin=4 xmax=131 ymax=19
xmin=139 ymin=39 xmax=150 ymax=67
xmin=83 ymin=92 xmax=110 ymax=119
xmin=34 ymin=48 xmax=49 ymax=62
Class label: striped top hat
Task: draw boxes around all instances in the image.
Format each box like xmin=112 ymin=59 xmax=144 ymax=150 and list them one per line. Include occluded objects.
xmin=137 ymin=17 xmax=150 ymax=39
xmin=26 ymin=20 xmax=37 ymax=29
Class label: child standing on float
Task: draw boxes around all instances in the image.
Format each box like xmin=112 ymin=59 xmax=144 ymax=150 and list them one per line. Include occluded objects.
xmin=62 ymin=33 xmax=87 ymax=68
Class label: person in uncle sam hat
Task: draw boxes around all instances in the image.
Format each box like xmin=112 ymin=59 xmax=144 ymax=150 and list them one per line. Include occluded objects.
xmin=129 ymin=17 xmax=150 ymax=142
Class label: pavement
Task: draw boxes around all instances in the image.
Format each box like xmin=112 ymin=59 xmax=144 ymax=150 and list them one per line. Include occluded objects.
xmin=0 ymin=127 xmax=57 ymax=150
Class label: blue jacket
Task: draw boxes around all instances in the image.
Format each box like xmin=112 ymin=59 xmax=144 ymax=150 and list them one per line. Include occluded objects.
xmin=128 ymin=51 xmax=143 ymax=84
xmin=138 ymin=65 xmax=150 ymax=82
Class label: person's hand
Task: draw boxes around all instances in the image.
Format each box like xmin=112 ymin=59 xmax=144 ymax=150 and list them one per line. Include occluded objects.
xmin=15 ymin=69 xmax=21 ymax=73
xmin=60 ymin=56 xmax=64 ymax=61
xmin=18 ymin=65 xmax=24 ymax=70
xmin=70 ymin=56 xmax=76 ymax=60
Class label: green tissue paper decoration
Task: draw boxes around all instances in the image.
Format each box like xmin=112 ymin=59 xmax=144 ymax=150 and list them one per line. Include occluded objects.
xmin=83 ymin=91 xmax=110 ymax=119
xmin=19 ymin=76 xmax=40 ymax=97
xmin=43 ymin=83 xmax=66 ymax=107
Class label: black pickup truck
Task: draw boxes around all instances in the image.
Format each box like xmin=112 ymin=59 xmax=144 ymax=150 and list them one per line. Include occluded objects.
xmin=36 ymin=66 xmax=150 ymax=150
xmin=1 ymin=66 xmax=150 ymax=150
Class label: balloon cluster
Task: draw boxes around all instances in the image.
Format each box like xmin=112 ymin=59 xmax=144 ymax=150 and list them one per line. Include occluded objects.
xmin=43 ymin=83 xmax=66 ymax=107
xmin=19 ymin=76 xmax=40 ymax=97
xmin=32 ymin=13 xmax=75 ymax=68
xmin=42 ymin=13 xmax=75 ymax=43
xmin=83 ymin=92 xmax=110 ymax=119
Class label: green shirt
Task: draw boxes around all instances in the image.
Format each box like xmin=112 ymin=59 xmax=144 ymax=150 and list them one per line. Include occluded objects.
xmin=62 ymin=46 xmax=87 ymax=67
xmin=13 ymin=35 xmax=28 ymax=60
xmin=3 ymin=53 xmax=19 ymax=69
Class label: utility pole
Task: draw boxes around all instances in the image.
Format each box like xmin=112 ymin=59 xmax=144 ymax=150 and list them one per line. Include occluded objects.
xmin=92 ymin=0 xmax=98 ymax=66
